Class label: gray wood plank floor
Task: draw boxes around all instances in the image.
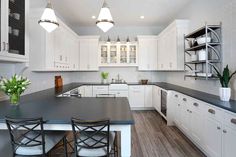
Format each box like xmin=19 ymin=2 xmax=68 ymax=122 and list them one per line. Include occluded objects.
xmin=131 ymin=111 xmax=206 ymax=157
xmin=51 ymin=111 xmax=206 ymax=157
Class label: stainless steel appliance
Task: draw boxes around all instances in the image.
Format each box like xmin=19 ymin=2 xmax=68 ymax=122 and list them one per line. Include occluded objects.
xmin=161 ymin=90 xmax=167 ymax=118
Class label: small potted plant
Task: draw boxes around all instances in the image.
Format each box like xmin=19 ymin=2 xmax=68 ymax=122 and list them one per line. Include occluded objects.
xmin=213 ymin=65 xmax=236 ymax=101
xmin=0 ymin=75 xmax=31 ymax=105
xmin=101 ymin=72 xmax=109 ymax=84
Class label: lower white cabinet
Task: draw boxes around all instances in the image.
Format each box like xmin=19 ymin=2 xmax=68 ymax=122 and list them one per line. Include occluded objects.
xmin=92 ymin=86 xmax=109 ymax=97
xmin=204 ymin=117 xmax=222 ymax=157
xmin=144 ymin=85 xmax=153 ymax=107
xmin=222 ymin=125 xmax=236 ymax=157
xmin=78 ymin=86 xmax=93 ymax=97
xmin=152 ymin=86 xmax=161 ymax=112
xmin=170 ymin=92 xmax=236 ymax=157
xmin=128 ymin=86 xmax=145 ymax=108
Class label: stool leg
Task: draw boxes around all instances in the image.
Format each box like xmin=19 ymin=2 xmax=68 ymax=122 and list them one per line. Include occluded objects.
xmin=63 ymin=136 xmax=68 ymax=157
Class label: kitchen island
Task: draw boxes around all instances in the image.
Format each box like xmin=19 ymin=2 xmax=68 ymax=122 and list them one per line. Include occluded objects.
xmin=0 ymin=85 xmax=134 ymax=157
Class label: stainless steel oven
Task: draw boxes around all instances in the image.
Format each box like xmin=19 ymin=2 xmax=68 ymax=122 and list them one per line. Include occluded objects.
xmin=161 ymin=90 xmax=167 ymax=117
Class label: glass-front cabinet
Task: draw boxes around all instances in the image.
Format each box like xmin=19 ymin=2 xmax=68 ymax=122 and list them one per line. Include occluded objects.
xmin=99 ymin=42 xmax=138 ymax=66
xmin=0 ymin=0 xmax=28 ymax=62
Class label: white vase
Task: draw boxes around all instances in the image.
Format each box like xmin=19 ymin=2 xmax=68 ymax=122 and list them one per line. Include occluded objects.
xmin=102 ymin=79 xmax=108 ymax=84
xmin=219 ymin=87 xmax=231 ymax=101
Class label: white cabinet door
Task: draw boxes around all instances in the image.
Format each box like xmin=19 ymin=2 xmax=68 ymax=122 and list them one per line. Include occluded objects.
xmin=92 ymin=86 xmax=109 ymax=97
xmin=128 ymin=86 xmax=145 ymax=108
xmin=152 ymin=86 xmax=161 ymax=112
xmin=79 ymin=39 xmax=89 ymax=70
xmin=144 ymin=86 xmax=153 ymax=107
xmin=138 ymin=36 xmax=158 ymax=71
xmin=189 ymin=101 xmax=205 ymax=147
xmin=171 ymin=92 xmax=182 ymax=127
xmin=205 ymin=117 xmax=222 ymax=157
xmin=222 ymin=126 xmax=236 ymax=157
xmin=84 ymin=86 xmax=93 ymax=97
xmin=88 ymin=39 xmax=99 ymax=70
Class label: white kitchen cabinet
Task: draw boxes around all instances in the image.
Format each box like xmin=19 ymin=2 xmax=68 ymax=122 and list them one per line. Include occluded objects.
xmin=137 ymin=36 xmax=158 ymax=71
xmin=144 ymin=86 xmax=153 ymax=107
xmin=0 ymin=0 xmax=29 ymax=62
xmin=204 ymin=117 xmax=222 ymax=157
xmin=99 ymin=42 xmax=138 ymax=66
xmin=152 ymin=86 xmax=161 ymax=112
xmin=128 ymin=86 xmax=145 ymax=108
xmin=92 ymin=86 xmax=109 ymax=97
xmin=179 ymin=96 xmax=191 ymax=134
xmin=171 ymin=92 xmax=182 ymax=127
xmin=157 ymin=20 xmax=189 ymax=71
xmin=78 ymin=86 xmax=93 ymax=97
xmin=29 ymin=16 xmax=79 ymax=71
xmin=79 ymin=36 xmax=99 ymax=71
xmin=222 ymin=125 xmax=236 ymax=157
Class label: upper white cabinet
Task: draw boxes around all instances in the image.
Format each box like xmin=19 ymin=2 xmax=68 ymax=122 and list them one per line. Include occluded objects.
xmin=29 ymin=15 xmax=79 ymax=71
xmin=157 ymin=20 xmax=189 ymax=71
xmin=79 ymin=36 xmax=99 ymax=71
xmin=99 ymin=42 xmax=138 ymax=66
xmin=0 ymin=0 xmax=29 ymax=62
xmin=137 ymin=36 xmax=158 ymax=71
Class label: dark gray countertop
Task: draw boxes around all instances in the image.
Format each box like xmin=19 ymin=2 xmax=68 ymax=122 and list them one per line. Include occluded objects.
xmin=0 ymin=84 xmax=134 ymax=125
xmin=55 ymin=82 xmax=236 ymax=113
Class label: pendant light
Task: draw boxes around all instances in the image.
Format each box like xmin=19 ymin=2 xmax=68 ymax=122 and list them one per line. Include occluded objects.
xmin=96 ymin=1 xmax=114 ymax=32
xmin=38 ymin=0 xmax=59 ymax=33
xmin=126 ymin=37 xmax=130 ymax=44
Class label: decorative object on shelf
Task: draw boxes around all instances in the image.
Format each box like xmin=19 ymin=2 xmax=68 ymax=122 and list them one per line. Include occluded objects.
xmin=96 ymin=0 xmax=114 ymax=32
xmin=184 ymin=23 xmax=222 ymax=80
xmin=101 ymin=72 xmax=109 ymax=84
xmin=106 ymin=36 xmax=111 ymax=43
xmin=126 ymin=37 xmax=130 ymax=43
xmin=55 ymin=76 xmax=63 ymax=88
xmin=116 ymin=36 xmax=120 ymax=43
xmin=213 ymin=65 xmax=236 ymax=101
xmin=38 ymin=0 xmax=59 ymax=33
xmin=197 ymin=36 xmax=211 ymax=45
xmin=0 ymin=75 xmax=31 ymax=105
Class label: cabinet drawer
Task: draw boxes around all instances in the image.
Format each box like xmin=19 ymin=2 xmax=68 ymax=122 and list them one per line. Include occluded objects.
xmin=204 ymin=103 xmax=224 ymax=121
xmin=93 ymin=86 xmax=109 ymax=91
xmin=224 ymin=111 xmax=236 ymax=130
xmin=129 ymin=85 xmax=143 ymax=91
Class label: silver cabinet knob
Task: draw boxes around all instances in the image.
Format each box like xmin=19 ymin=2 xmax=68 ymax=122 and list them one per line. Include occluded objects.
xmin=208 ymin=109 xmax=215 ymax=114
xmin=183 ymin=98 xmax=187 ymax=102
xmin=217 ymin=126 xmax=221 ymax=130
xmin=223 ymin=130 xmax=227 ymax=133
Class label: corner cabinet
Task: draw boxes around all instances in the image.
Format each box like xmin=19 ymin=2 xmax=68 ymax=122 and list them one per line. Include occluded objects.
xmin=29 ymin=14 xmax=79 ymax=71
xmin=137 ymin=36 xmax=158 ymax=71
xmin=0 ymin=0 xmax=29 ymax=62
xmin=78 ymin=36 xmax=99 ymax=71
xmin=99 ymin=42 xmax=138 ymax=67
xmin=157 ymin=20 xmax=189 ymax=71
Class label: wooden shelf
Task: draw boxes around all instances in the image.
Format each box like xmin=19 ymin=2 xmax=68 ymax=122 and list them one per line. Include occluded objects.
xmin=185 ymin=25 xmax=221 ymax=38
xmin=185 ymin=42 xmax=221 ymax=51
xmin=185 ymin=60 xmax=221 ymax=64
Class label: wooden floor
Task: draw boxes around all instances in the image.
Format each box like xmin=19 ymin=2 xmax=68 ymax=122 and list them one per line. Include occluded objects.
xmin=131 ymin=111 xmax=205 ymax=157
xmin=51 ymin=111 xmax=206 ymax=157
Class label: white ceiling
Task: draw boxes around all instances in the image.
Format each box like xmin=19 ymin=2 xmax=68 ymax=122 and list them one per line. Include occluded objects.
xmin=49 ymin=0 xmax=191 ymax=27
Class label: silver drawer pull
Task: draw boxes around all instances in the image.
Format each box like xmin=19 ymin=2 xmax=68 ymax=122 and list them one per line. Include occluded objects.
xmin=217 ymin=126 xmax=221 ymax=130
xmin=175 ymin=94 xmax=178 ymax=98
xmin=208 ymin=109 xmax=215 ymax=114
xmin=193 ymin=103 xmax=199 ymax=107
xmin=183 ymin=98 xmax=187 ymax=102
xmin=231 ymin=119 xmax=236 ymax=125
xmin=223 ymin=130 xmax=227 ymax=133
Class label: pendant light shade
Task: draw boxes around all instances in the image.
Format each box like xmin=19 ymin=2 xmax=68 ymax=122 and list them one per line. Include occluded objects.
xmin=38 ymin=1 xmax=59 ymax=33
xmin=96 ymin=1 xmax=114 ymax=32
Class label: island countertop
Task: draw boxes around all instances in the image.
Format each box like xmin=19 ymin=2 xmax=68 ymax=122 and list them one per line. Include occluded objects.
xmin=0 ymin=84 xmax=134 ymax=125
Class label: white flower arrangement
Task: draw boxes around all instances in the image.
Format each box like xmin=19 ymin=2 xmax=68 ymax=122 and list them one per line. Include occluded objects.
xmin=0 ymin=75 xmax=31 ymax=96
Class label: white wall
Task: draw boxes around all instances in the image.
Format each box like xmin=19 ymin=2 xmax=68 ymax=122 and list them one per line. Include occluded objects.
xmin=71 ymin=67 xmax=166 ymax=83
xmin=163 ymin=0 xmax=236 ymax=100
xmin=73 ymin=26 xmax=164 ymax=42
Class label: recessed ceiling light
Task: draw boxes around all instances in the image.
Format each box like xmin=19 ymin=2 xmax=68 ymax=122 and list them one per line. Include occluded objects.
xmin=140 ymin=16 xmax=145 ymax=19
xmin=91 ymin=16 xmax=96 ymax=19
